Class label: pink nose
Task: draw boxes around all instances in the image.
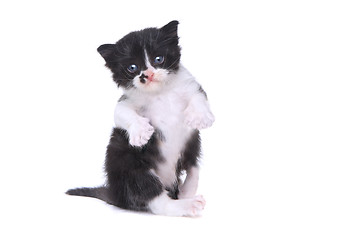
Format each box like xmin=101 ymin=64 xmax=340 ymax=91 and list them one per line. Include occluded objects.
xmin=144 ymin=70 xmax=154 ymax=81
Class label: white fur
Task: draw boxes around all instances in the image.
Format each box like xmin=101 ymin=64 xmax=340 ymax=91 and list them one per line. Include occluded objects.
xmin=184 ymin=94 xmax=215 ymax=129
xmin=144 ymin=50 xmax=153 ymax=69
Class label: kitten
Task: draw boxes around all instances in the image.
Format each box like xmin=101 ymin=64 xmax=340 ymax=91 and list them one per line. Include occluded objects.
xmin=66 ymin=21 xmax=214 ymax=217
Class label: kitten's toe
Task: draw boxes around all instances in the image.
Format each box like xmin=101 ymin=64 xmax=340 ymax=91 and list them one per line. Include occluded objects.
xmin=184 ymin=107 xmax=215 ymax=130
xmin=128 ymin=117 xmax=154 ymax=147
xmin=184 ymin=195 xmax=206 ymax=217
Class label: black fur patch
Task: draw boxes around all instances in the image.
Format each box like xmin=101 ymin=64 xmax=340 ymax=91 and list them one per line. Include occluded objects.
xmin=105 ymin=127 xmax=201 ymax=209
xmin=104 ymin=128 xmax=164 ymax=211
xmin=118 ymin=95 xmax=128 ymax=102
xmin=199 ymin=85 xmax=208 ymax=99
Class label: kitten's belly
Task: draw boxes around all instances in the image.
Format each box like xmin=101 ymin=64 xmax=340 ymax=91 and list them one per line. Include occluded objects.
xmin=144 ymin=94 xmax=192 ymax=187
xmin=155 ymin=124 xmax=192 ymax=187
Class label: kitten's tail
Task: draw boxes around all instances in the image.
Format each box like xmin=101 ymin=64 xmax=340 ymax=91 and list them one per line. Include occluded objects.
xmin=66 ymin=186 xmax=114 ymax=205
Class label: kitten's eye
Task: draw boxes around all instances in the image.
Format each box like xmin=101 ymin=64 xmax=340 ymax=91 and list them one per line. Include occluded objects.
xmin=154 ymin=56 xmax=164 ymax=65
xmin=127 ymin=64 xmax=138 ymax=73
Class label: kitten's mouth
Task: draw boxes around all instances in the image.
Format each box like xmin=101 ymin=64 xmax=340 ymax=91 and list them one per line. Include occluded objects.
xmin=140 ymin=78 xmax=160 ymax=85
xmin=140 ymin=73 xmax=161 ymax=84
xmin=148 ymin=78 xmax=160 ymax=83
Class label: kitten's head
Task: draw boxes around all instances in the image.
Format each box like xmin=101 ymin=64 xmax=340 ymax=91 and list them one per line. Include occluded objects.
xmin=98 ymin=20 xmax=181 ymax=92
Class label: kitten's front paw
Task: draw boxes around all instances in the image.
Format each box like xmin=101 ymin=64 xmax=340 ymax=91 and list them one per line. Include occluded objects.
xmin=184 ymin=106 xmax=215 ymax=130
xmin=128 ymin=117 xmax=154 ymax=147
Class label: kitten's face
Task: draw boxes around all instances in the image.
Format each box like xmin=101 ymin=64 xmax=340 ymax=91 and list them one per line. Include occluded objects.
xmin=98 ymin=21 xmax=181 ymax=92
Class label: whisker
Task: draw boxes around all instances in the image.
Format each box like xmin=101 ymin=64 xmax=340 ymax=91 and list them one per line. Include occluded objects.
xmin=166 ymin=56 xmax=181 ymax=70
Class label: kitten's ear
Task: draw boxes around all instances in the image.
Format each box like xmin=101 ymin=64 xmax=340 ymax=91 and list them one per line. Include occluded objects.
xmin=97 ymin=44 xmax=116 ymax=61
xmin=160 ymin=20 xmax=179 ymax=38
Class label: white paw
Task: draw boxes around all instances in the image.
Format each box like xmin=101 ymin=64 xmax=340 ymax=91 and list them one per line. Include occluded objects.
xmin=128 ymin=117 xmax=154 ymax=147
xmin=183 ymin=195 xmax=206 ymax=217
xmin=184 ymin=106 xmax=215 ymax=130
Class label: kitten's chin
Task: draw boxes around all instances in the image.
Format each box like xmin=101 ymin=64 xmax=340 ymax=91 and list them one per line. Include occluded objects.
xmin=138 ymin=79 xmax=167 ymax=93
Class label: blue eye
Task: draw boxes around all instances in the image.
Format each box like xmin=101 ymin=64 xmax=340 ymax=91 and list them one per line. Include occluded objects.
xmin=127 ymin=64 xmax=138 ymax=73
xmin=154 ymin=56 xmax=164 ymax=65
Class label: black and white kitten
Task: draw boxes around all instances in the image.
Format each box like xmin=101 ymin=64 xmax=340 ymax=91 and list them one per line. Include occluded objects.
xmin=67 ymin=21 xmax=214 ymax=217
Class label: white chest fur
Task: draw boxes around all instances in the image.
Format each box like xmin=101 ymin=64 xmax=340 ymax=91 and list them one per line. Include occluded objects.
xmin=142 ymin=90 xmax=193 ymax=188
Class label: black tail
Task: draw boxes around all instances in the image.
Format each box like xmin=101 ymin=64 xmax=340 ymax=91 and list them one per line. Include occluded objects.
xmin=66 ymin=186 xmax=114 ymax=205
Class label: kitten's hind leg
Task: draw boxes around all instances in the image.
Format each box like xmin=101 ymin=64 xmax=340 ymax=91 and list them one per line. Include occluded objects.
xmin=178 ymin=166 xmax=200 ymax=199
xmin=148 ymin=191 xmax=205 ymax=217
xmin=177 ymin=130 xmax=202 ymax=199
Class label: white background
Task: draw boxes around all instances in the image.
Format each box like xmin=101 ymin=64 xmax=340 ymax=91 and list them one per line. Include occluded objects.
xmin=0 ymin=0 xmax=359 ymax=239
